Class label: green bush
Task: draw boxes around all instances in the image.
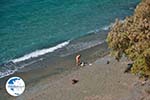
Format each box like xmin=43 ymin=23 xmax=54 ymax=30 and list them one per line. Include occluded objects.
xmin=107 ymin=0 xmax=150 ymax=76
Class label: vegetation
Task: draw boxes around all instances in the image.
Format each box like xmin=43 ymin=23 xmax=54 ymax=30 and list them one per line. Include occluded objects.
xmin=107 ymin=0 xmax=150 ymax=76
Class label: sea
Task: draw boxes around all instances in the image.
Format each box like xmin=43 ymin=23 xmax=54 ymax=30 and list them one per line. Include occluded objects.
xmin=0 ymin=0 xmax=140 ymax=78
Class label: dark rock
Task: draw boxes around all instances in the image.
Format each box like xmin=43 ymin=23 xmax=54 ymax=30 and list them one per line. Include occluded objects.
xmin=124 ymin=63 xmax=133 ymax=73
xmin=106 ymin=60 xmax=110 ymax=64
xmin=72 ymin=79 xmax=79 ymax=84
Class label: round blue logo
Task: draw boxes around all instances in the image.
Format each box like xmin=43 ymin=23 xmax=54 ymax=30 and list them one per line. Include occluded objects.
xmin=5 ymin=77 xmax=25 ymax=96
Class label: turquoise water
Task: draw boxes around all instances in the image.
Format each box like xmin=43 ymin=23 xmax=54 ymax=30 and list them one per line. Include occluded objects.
xmin=0 ymin=0 xmax=140 ymax=64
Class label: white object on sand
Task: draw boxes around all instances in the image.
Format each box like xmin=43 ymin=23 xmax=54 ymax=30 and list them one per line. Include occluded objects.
xmin=89 ymin=63 xmax=92 ymax=66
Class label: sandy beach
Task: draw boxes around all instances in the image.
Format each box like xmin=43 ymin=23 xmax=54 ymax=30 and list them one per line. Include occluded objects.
xmin=0 ymin=41 xmax=109 ymax=100
xmin=1 ymin=0 xmax=149 ymax=100
xmin=3 ymin=54 xmax=149 ymax=100
xmin=0 ymin=30 xmax=149 ymax=100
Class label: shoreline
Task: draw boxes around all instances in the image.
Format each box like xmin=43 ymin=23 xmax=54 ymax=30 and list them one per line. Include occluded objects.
xmin=0 ymin=39 xmax=109 ymax=100
xmin=0 ymin=0 xmax=148 ymax=99
xmin=0 ymin=30 xmax=108 ymax=79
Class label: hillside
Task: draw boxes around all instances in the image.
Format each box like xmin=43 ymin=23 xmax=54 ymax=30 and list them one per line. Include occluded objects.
xmin=107 ymin=0 xmax=150 ymax=76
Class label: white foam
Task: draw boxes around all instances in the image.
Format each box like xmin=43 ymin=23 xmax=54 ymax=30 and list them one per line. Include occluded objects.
xmin=87 ymin=29 xmax=100 ymax=34
xmin=101 ymin=26 xmax=110 ymax=30
xmin=101 ymin=23 xmax=113 ymax=31
xmin=0 ymin=69 xmax=17 ymax=79
xmin=101 ymin=19 xmax=126 ymax=31
xmin=12 ymin=41 xmax=70 ymax=63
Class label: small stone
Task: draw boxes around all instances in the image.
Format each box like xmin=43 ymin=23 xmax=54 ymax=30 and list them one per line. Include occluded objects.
xmin=106 ymin=60 xmax=110 ymax=64
xmin=124 ymin=63 xmax=133 ymax=73
xmin=141 ymin=81 xmax=146 ymax=86
xmin=72 ymin=79 xmax=79 ymax=84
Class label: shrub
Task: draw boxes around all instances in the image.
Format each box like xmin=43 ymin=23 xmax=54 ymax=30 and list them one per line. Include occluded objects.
xmin=107 ymin=0 xmax=150 ymax=76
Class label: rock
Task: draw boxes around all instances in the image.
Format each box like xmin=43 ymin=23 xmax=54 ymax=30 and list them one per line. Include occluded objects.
xmin=141 ymin=81 xmax=146 ymax=86
xmin=124 ymin=63 xmax=133 ymax=73
xmin=72 ymin=79 xmax=79 ymax=84
xmin=106 ymin=60 xmax=110 ymax=64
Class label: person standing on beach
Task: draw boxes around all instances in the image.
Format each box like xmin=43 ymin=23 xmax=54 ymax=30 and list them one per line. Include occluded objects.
xmin=76 ymin=54 xmax=81 ymax=66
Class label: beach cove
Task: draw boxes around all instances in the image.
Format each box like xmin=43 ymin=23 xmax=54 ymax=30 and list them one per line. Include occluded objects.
xmin=1 ymin=0 xmax=150 ymax=100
